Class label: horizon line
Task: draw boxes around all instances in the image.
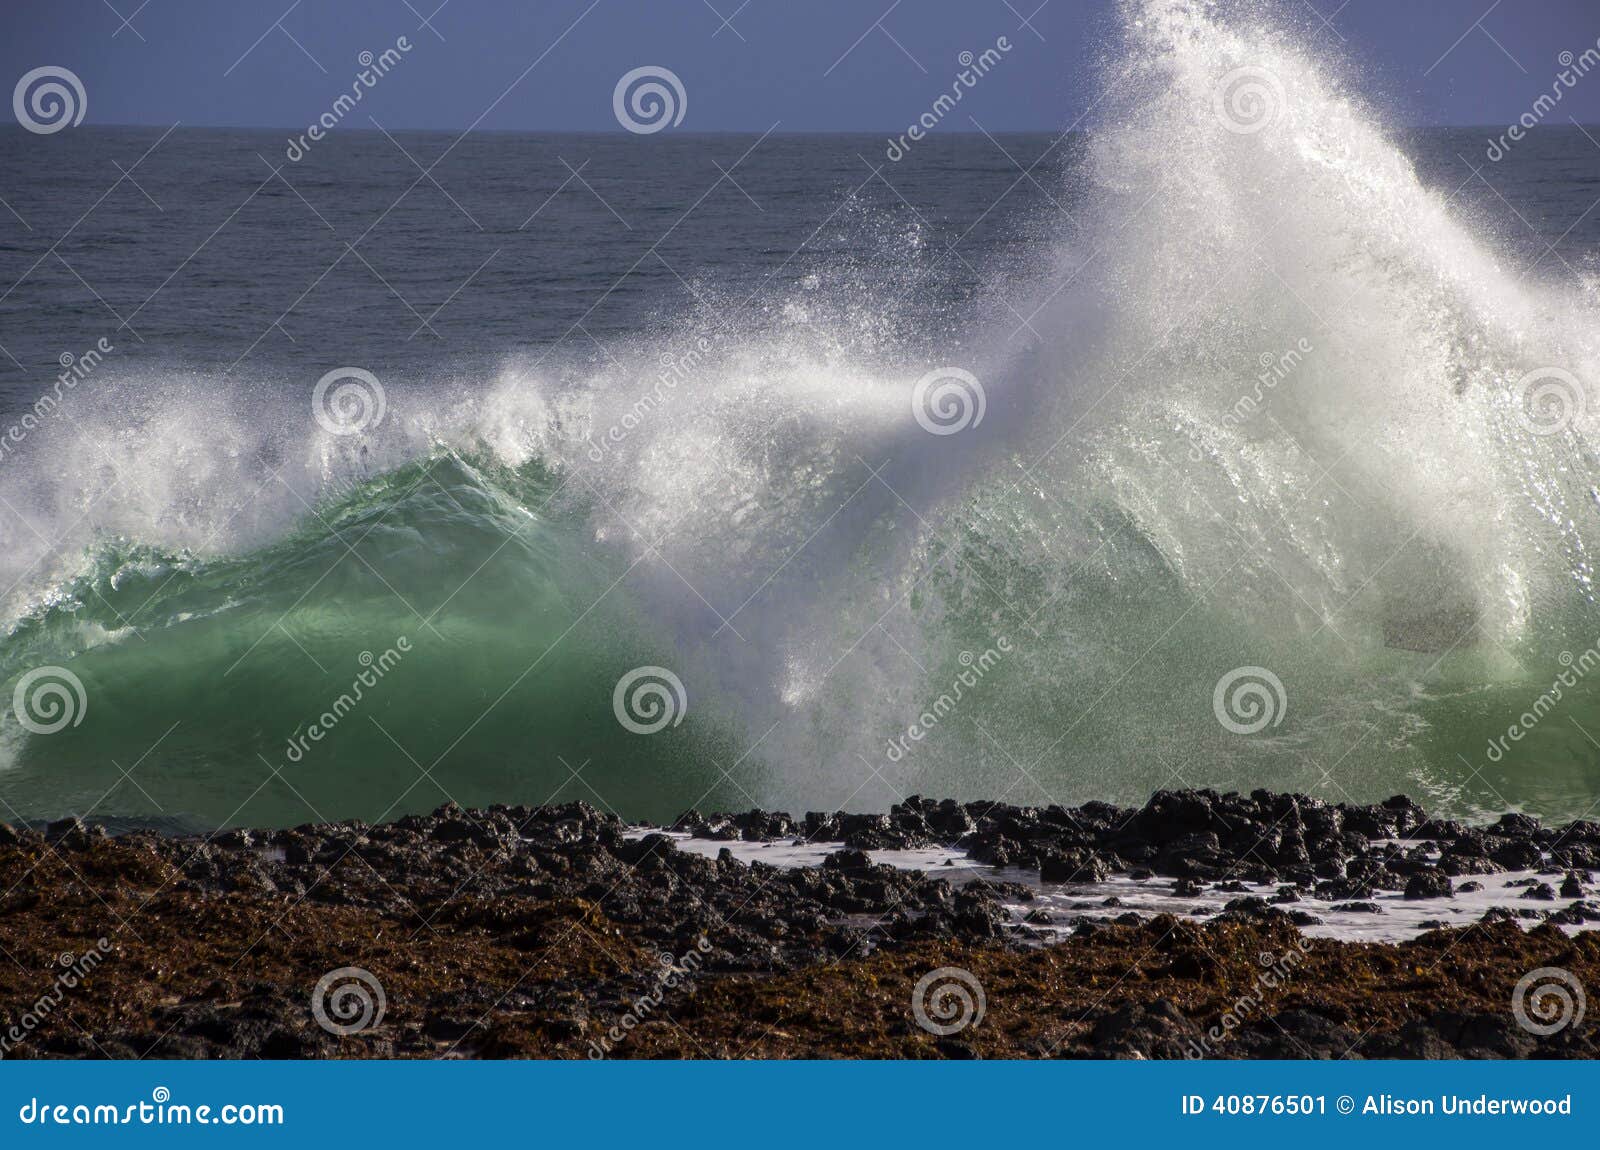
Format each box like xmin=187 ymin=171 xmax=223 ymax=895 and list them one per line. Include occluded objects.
xmin=6 ymin=121 xmax=1591 ymax=135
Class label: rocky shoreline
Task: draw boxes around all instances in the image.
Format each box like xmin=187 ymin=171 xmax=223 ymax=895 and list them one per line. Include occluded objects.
xmin=1 ymin=790 xmax=1597 ymax=1059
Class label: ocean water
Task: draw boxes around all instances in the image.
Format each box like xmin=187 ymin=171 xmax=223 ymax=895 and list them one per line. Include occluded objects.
xmin=2 ymin=2 xmax=1599 ymax=830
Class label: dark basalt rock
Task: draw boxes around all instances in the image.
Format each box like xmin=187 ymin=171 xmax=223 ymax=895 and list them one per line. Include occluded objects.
xmin=820 ymin=848 xmax=874 ymax=872
xmin=1091 ymin=999 xmax=1202 ymax=1060
xmin=5 ymin=792 xmax=1599 ymax=1062
xmin=662 ymin=789 xmax=1587 ymax=904
xmin=1404 ymin=872 xmax=1453 ymax=900
xmin=1229 ymin=1010 xmax=1362 ymax=1059
xmin=1547 ymin=900 xmax=1600 ymax=926
xmin=1039 ymin=851 xmax=1109 ymax=884
xmin=1489 ymin=839 xmax=1543 ymax=870
xmin=44 ymin=817 xmax=102 ymax=850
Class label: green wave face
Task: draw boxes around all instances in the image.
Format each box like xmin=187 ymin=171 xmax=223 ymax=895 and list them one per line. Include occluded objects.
xmin=0 ymin=454 xmax=734 ymax=829
xmin=4 ymin=445 xmax=1599 ymax=832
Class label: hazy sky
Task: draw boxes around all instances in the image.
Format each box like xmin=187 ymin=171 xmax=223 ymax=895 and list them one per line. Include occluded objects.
xmin=4 ymin=0 xmax=1600 ymax=132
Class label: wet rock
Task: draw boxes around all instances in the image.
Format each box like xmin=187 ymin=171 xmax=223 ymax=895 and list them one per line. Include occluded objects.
xmin=1040 ymin=851 xmax=1108 ymax=884
xmin=1231 ymin=1010 xmax=1361 ymax=1059
xmin=1494 ymin=813 xmax=1541 ymax=838
xmin=45 ymin=817 xmax=96 ymax=849
xmin=1314 ymin=878 xmax=1373 ymax=901
xmin=1420 ymin=1011 xmax=1537 ymax=1058
xmin=1403 ymin=872 xmax=1453 ymax=900
xmin=1092 ymin=1000 xmax=1202 ymax=1059
xmin=821 ymin=849 xmax=874 ymax=872
xmin=1489 ymin=840 xmax=1542 ymax=870
xmin=1546 ymin=900 xmax=1600 ymax=926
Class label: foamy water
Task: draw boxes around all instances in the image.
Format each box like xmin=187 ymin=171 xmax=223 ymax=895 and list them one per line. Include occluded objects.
xmin=637 ymin=829 xmax=1598 ymax=944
